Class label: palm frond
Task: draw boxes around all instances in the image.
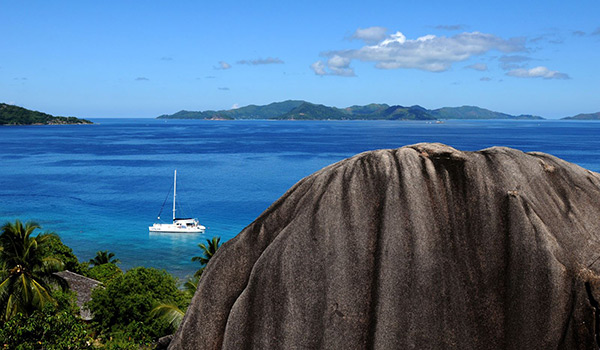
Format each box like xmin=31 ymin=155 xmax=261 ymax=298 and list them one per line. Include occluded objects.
xmin=183 ymin=277 xmax=199 ymax=296
xmin=150 ymin=303 xmax=185 ymax=330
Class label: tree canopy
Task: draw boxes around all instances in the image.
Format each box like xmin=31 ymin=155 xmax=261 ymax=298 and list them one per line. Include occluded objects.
xmin=0 ymin=220 xmax=66 ymax=321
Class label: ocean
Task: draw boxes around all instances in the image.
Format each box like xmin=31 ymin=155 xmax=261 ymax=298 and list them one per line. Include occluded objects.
xmin=1 ymin=119 xmax=599 ymax=279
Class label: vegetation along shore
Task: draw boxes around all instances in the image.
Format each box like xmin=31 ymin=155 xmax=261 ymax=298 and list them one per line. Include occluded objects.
xmin=0 ymin=219 xmax=220 ymax=349
xmin=0 ymin=103 xmax=92 ymax=125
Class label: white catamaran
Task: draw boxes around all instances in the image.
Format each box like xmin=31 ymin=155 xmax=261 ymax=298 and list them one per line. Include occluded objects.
xmin=149 ymin=170 xmax=206 ymax=233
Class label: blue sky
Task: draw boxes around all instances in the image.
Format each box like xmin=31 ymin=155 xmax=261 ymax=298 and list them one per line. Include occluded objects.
xmin=1 ymin=0 xmax=598 ymax=118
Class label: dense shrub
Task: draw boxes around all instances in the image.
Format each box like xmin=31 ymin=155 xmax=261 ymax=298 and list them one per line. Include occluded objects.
xmin=86 ymin=262 xmax=123 ymax=284
xmin=37 ymin=232 xmax=88 ymax=274
xmin=88 ymin=267 xmax=187 ymax=343
xmin=0 ymin=303 xmax=93 ymax=349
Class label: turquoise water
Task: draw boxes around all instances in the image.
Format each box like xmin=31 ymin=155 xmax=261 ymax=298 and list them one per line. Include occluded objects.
xmin=1 ymin=119 xmax=599 ymax=278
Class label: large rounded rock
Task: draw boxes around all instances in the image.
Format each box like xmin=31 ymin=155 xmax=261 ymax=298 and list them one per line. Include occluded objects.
xmin=169 ymin=143 xmax=600 ymax=349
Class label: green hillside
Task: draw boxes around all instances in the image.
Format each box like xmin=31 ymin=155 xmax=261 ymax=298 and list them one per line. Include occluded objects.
xmin=157 ymin=101 xmax=547 ymax=121
xmin=0 ymin=103 xmax=92 ymax=125
xmin=431 ymin=106 xmax=543 ymax=120
xmin=343 ymin=103 xmax=389 ymax=115
xmin=158 ymin=100 xmax=304 ymax=120
xmin=372 ymin=105 xmax=437 ymax=120
xmin=562 ymin=112 xmax=600 ymax=120
xmin=273 ymin=102 xmax=350 ymax=120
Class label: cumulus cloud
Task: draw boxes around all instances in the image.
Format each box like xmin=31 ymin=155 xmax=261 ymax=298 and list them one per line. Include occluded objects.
xmin=231 ymin=103 xmax=240 ymax=109
xmin=237 ymin=57 xmax=284 ymax=65
xmin=310 ymin=61 xmax=327 ymax=76
xmin=321 ymin=31 xmax=525 ymax=73
xmin=466 ymin=63 xmax=488 ymax=71
xmin=351 ymin=26 xmax=387 ymax=44
xmin=435 ymin=24 xmax=465 ymax=31
xmin=135 ymin=77 xmax=149 ymax=81
xmin=215 ymin=61 xmax=231 ymax=70
xmin=506 ymin=66 xmax=570 ymax=80
xmin=311 ymin=55 xmax=355 ymax=77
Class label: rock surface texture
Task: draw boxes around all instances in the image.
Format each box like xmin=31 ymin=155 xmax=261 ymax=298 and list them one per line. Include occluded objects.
xmin=169 ymin=143 xmax=600 ymax=349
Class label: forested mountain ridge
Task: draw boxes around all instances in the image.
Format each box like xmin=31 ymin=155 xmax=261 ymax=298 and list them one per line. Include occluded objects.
xmin=157 ymin=101 xmax=545 ymax=121
xmin=562 ymin=112 xmax=600 ymax=120
xmin=0 ymin=103 xmax=92 ymax=125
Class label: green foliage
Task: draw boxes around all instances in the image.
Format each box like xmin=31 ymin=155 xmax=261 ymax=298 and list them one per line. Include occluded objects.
xmin=0 ymin=303 xmax=93 ymax=349
xmin=274 ymin=102 xmax=351 ymax=120
xmin=150 ymin=275 xmax=199 ymax=333
xmin=89 ymin=250 xmax=120 ymax=266
xmin=182 ymin=276 xmax=199 ymax=298
xmin=563 ymin=112 xmax=600 ymax=120
xmin=157 ymin=100 xmax=304 ymax=120
xmin=156 ymin=100 xmax=549 ymax=121
xmin=86 ymin=262 xmax=122 ymax=284
xmin=0 ymin=103 xmax=92 ymax=125
xmin=99 ymin=328 xmax=155 ymax=350
xmin=150 ymin=303 xmax=185 ymax=332
xmin=191 ymin=236 xmax=221 ymax=278
xmin=0 ymin=220 xmax=66 ymax=321
xmin=430 ymin=106 xmax=544 ymax=120
xmin=88 ymin=267 xmax=187 ymax=342
xmin=344 ymin=103 xmax=390 ymax=115
xmin=37 ymin=232 xmax=87 ymax=274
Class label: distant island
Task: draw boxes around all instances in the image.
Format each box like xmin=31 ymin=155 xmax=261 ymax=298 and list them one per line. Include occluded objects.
xmin=0 ymin=103 xmax=92 ymax=125
xmin=157 ymin=100 xmax=545 ymax=121
xmin=562 ymin=112 xmax=600 ymax=120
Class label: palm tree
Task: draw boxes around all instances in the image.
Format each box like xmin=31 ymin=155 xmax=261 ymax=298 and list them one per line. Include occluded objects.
xmin=150 ymin=276 xmax=199 ymax=331
xmin=150 ymin=302 xmax=185 ymax=331
xmin=182 ymin=276 xmax=199 ymax=298
xmin=89 ymin=250 xmax=120 ymax=266
xmin=152 ymin=238 xmax=221 ymax=331
xmin=191 ymin=236 xmax=221 ymax=278
xmin=0 ymin=220 xmax=66 ymax=321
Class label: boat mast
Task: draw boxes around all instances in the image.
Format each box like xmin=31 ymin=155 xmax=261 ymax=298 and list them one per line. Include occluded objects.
xmin=172 ymin=170 xmax=177 ymax=222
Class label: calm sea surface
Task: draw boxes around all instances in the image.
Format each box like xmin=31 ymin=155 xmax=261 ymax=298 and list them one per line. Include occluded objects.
xmin=1 ymin=119 xmax=599 ymax=278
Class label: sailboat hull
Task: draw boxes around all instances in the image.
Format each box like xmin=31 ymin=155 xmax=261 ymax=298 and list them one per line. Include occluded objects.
xmin=149 ymin=222 xmax=206 ymax=233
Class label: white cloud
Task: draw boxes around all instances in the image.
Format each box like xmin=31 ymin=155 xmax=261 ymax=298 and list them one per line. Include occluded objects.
xmin=466 ymin=63 xmax=488 ymax=71
xmin=323 ymin=31 xmax=525 ymax=73
xmin=351 ymin=26 xmax=387 ymax=44
xmin=506 ymin=66 xmax=570 ymax=79
xmin=237 ymin=57 xmax=284 ymax=65
xmin=231 ymin=103 xmax=240 ymax=109
xmin=216 ymin=61 xmax=231 ymax=70
xmin=310 ymin=61 xmax=327 ymax=76
xmin=310 ymin=55 xmax=355 ymax=77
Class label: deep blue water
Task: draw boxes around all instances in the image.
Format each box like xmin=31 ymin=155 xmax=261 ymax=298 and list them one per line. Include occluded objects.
xmin=1 ymin=119 xmax=599 ymax=278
